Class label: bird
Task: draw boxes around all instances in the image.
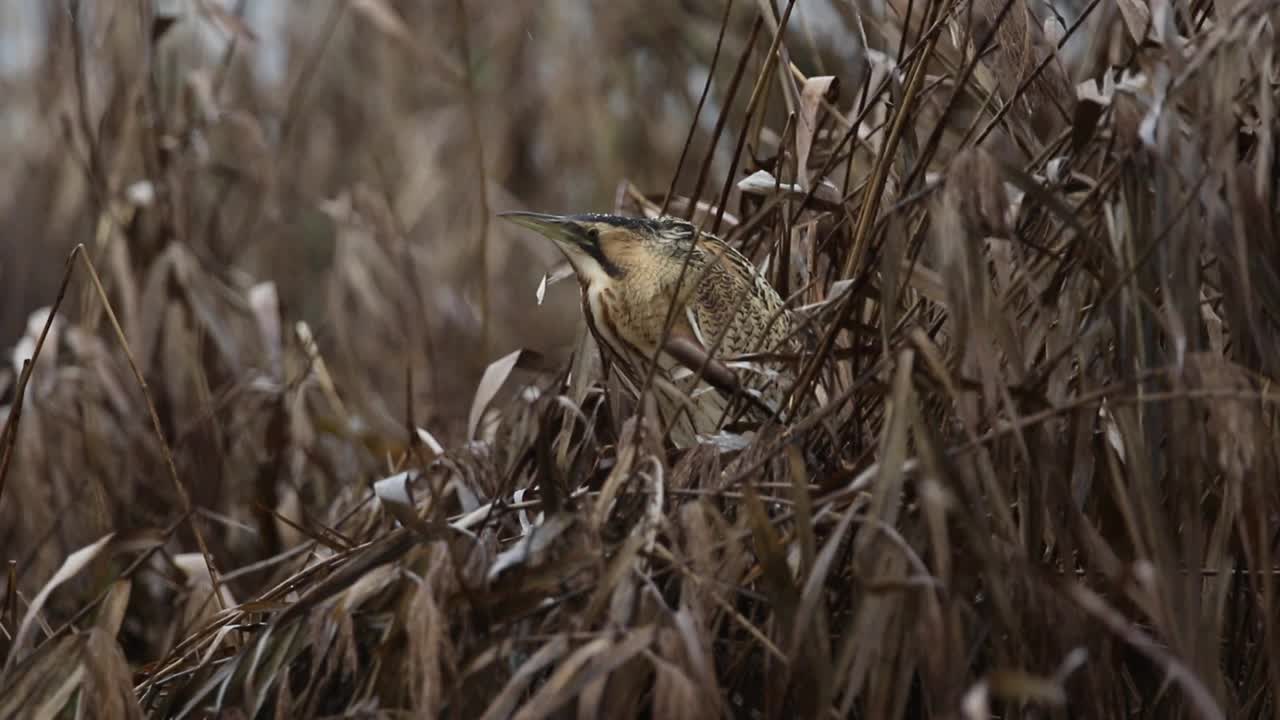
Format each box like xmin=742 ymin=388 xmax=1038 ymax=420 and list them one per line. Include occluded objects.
xmin=499 ymin=211 xmax=795 ymax=448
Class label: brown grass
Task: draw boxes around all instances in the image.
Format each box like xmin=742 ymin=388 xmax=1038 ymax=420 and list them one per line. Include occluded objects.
xmin=2 ymin=0 xmax=1279 ymax=717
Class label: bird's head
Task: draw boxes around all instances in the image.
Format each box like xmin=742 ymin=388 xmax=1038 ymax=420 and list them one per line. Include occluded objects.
xmin=498 ymin=211 xmax=699 ymax=290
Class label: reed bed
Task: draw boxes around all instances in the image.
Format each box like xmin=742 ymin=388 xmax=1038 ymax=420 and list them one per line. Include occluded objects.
xmin=2 ymin=1 xmax=1278 ymax=717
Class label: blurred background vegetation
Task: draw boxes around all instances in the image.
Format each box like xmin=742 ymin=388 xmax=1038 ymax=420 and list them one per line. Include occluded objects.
xmin=1 ymin=0 xmax=858 ymax=411
xmin=0 ymin=0 xmax=1090 ymax=405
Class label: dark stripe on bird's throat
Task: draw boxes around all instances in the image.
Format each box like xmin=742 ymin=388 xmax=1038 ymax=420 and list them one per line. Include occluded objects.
xmin=580 ymin=228 xmax=624 ymax=277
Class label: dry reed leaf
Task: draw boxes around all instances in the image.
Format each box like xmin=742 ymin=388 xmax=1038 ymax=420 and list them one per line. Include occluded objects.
xmin=535 ymin=262 xmax=574 ymax=306
xmin=406 ymin=551 xmax=454 ymax=714
xmin=786 ymin=498 xmax=856 ymax=662
xmin=944 ymin=146 xmax=1011 ymax=239
xmin=1068 ymin=582 xmax=1225 ymax=720
xmin=373 ymin=470 xmax=437 ymax=539
xmin=415 ymin=426 xmax=446 ymax=454
xmin=170 ymin=660 xmax=238 ymax=719
xmin=581 ymin=532 xmax=644 ymax=627
xmin=247 ymin=282 xmax=282 ymax=376
xmin=1116 ymin=0 xmax=1153 ymax=44
xmin=858 ymin=349 xmax=914 ymax=548
xmin=469 ymin=349 xmax=525 ymax=441
xmin=349 ymin=0 xmax=413 ymax=47
xmin=975 ymin=0 xmax=1076 ymax=139
xmin=5 ymin=533 xmax=115 ymax=670
xmin=650 ymin=663 xmax=700 ymax=718
xmin=511 ymin=626 xmax=656 ymax=720
xmin=796 ymin=75 xmax=839 ymax=189
xmin=986 ymin=668 xmax=1067 ymax=706
xmin=9 ymin=307 xmax=61 ymax=380
xmin=294 ymin=321 xmax=349 ymax=419
xmin=195 ymin=0 xmax=258 ymax=44
xmin=486 ymin=512 xmax=576 ymax=582
xmin=961 ymin=680 xmax=991 ymax=720
xmin=173 ymin=552 xmax=238 ymax=635
xmin=243 ymin=622 xmax=306 ymax=718
xmin=901 ymin=259 xmax=947 ymax=308
xmin=94 ymin=580 xmax=132 ymax=639
xmin=80 ymin=628 xmax=146 ymax=720
xmin=736 ymin=169 xmax=843 ymax=208
xmin=0 ymin=634 xmax=88 ymax=720
xmin=1183 ymin=353 xmax=1261 ymax=480
xmin=651 ymin=649 xmax=713 ymax=720
xmin=478 ymin=636 xmax=570 ymax=720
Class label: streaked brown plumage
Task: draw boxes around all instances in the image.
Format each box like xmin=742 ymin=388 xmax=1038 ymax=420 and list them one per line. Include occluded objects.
xmin=500 ymin=211 xmax=795 ymax=447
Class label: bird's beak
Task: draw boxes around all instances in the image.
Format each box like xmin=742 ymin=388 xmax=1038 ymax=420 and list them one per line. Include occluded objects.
xmin=497 ymin=211 xmax=583 ymax=250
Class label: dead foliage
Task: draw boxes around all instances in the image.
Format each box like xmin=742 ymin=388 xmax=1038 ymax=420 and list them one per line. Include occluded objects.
xmin=2 ymin=0 xmax=1280 ymax=718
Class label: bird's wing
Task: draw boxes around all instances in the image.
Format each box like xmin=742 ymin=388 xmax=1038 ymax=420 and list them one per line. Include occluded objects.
xmin=661 ymin=316 xmax=781 ymax=422
xmin=663 ymin=320 xmax=740 ymax=394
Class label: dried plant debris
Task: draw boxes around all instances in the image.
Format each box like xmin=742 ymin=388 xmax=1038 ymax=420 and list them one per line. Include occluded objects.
xmin=2 ymin=0 xmax=1280 ymax=717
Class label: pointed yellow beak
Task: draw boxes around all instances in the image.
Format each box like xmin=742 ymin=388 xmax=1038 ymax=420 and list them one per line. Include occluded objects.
xmin=499 ymin=210 xmax=620 ymax=280
xmin=497 ymin=211 xmax=583 ymax=249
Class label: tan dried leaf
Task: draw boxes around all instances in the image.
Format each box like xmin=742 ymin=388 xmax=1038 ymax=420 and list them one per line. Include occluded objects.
xmin=469 ymin=349 xmax=526 ymax=441
xmin=944 ymin=146 xmax=1010 ymax=238
xmin=796 ymin=75 xmax=839 ymax=190
xmin=1116 ymin=0 xmax=1153 ymax=44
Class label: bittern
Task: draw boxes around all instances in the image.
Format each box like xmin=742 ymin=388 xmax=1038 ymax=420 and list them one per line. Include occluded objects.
xmin=500 ymin=211 xmax=795 ymax=447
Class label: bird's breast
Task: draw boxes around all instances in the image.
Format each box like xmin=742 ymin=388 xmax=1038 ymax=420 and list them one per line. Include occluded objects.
xmin=582 ymin=284 xmax=636 ymax=355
